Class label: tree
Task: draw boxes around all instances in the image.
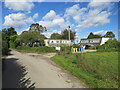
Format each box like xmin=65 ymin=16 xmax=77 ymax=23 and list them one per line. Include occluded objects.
xmin=87 ymin=32 xmax=101 ymax=39
xmin=61 ymin=29 xmax=76 ymax=42
xmin=9 ymin=35 xmax=19 ymax=48
xmin=97 ymin=39 xmax=119 ymax=50
xmin=2 ymin=27 xmax=17 ymax=48
xmin=7 ymin=27 xmax=17 ymax=36
xmin=29 ymin=23 xmax=47 ymax=33
xmin=104 ymin=31 xmax=115 ymax=38
xmin=87 ymin=32 xmax=94 ymax=39
xmin=18 ymin=31 xmax=46 ymax=47
xmin=2 ymin=27 xmax=17 ymax=39
xmin=50 ymin=33 xmax=62 ymax=39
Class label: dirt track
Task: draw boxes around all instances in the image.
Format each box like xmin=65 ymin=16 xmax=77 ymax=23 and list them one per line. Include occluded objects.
xmin=3 ymin=50 xmax=86 ymax=88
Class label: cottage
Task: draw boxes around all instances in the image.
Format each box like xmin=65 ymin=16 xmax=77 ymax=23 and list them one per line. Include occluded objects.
xmin=80 ymin=37 xmax=110 ymax=49
xmin=44 ymin=39 xmax=72 ymax=47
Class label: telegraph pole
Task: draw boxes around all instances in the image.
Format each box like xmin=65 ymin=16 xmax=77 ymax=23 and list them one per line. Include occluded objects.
xmin=68 ymin=26 xmax=71 ymax=46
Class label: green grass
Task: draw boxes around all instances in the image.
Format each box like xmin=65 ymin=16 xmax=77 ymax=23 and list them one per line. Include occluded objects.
xmin=15 ymin=46 xmax=56 ymax=53
xmin=51 ymin=52 xmax=118 ymax=88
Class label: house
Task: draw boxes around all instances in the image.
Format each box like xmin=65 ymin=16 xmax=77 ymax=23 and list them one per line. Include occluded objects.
xmin=44 ymin=39 xmax=72 ymax=47
xmin=80 ymin=37 xmax=110 ymax=49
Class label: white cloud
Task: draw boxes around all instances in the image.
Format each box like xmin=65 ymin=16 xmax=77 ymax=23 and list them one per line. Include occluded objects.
xmin=38 ymin=3 xmax=112 ymax=35
xmin=5 ymin=0 xmax=34 ymax=12
xmin=94 ymin=30 xmax=108 ymax=35
xmin=64 ymin=4 xmax=87 ymax=23
xmin=4 ymin=0 xmax=44 ymax=2
xmin=4 ymin=0 xmax=44 ymax=12
xmin=77 ymin=10 xmax=111 ymax=28
xmin=89 ymin=0 xmax=114 ymax=2
xmin=33 ymin=13 xmax=39 ymax=19
xmin=42 ymin=10 xmax=56 ymax=20
xmin=3 ymin=13 xmax=37 ymax=29
xmin=63 ymin=3 xmax=111 ymax=29
xmin=39 ymin=10 xmax=69 ymax=30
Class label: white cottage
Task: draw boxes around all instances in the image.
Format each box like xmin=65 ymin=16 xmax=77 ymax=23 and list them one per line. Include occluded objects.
xmin=80 ymin=37 xmax=110 ymax=49
xmin=44 ymin=39 xmax=72 ymax=47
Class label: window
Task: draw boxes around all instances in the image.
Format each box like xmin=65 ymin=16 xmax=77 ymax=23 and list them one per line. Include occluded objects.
xmin=56 ymin=41 xmax=59 ymax=43
xmin=51 ymin=41 xmax=54 ymax=43
xmin=81 ymin=40 xmax=89 ymax=43
xmin=90 ymin=39 xmax=100 ymax=43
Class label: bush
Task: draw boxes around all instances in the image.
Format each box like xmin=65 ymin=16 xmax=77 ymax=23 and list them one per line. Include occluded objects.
xmin=89 ymin=47 xmax=96 ymax=50
xmin=96 ymin=39 xmax=120 ymax=52
xmin=2 ymin=41 xmax=9 ymax=55
xmin=72 ymin=44 xmax=80 ymax=48
xmin=10 ymin=41 xmax=16 ymax=48
xmin=59 ymin=45 xmax=71 ymax=55
xmin=16 ymin=46 xmax=56 ymax=53
xmin=97 ymin=48 xmax=119 ymax=52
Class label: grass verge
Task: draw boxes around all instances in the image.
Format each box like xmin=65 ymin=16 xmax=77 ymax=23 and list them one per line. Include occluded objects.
xmin=51 ymin=52 xmax=118 ymax=88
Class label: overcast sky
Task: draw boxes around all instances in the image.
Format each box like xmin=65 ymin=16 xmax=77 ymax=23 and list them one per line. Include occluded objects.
xmin=1 ymin=0 xmax=119 ymax=42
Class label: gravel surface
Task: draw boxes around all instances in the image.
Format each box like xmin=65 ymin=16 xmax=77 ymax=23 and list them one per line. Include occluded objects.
xmin=3 ymin=50 xmax=87 ymax=88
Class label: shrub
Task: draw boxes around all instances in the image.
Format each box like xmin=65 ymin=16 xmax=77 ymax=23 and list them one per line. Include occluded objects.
xmin=96 ymin=39 xmax=120 ymax=52
xmin=72 ymin=44 xmax=80 ymax=48
xmin=2 ymin=41 xmax=9 ymax=55
xmin=97 ymin=48 xmax=119 ymax=52
xmin=60 ymin=45 xmax=71 ymax=55
xmin=16 ymin=46 xmax=56 ymax=53
xmin=89 ymin=47 xmax=96 ymax=50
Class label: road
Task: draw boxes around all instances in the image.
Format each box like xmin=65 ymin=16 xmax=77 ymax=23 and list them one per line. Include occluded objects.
xmin=3 ymin=50 xmax=86 ymax=88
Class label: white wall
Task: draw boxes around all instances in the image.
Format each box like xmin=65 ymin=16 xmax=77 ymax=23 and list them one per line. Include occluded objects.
xmin=49 ymin=40 xmax=60 ymax=43
xmin=44 ymin=39 xmax=72 ymax=47
xmin=44 ymin=39 xmax=49 ymax=46
xmin=100 ymin=38 xmax=110 ymax=45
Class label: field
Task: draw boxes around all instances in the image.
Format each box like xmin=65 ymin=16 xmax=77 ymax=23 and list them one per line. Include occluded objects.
xmin=51 ymin=52 xmax=118 ymax=88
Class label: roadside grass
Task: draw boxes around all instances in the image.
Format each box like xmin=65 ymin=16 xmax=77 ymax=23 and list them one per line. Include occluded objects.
xmin=51 ymin=52 xmax=118 ymax=88
xmin=15 ymin=46 xmax=56 ymax=53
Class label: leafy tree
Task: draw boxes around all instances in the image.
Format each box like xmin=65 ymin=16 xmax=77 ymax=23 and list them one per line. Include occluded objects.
xmin=1 ymin=30 xmax=9 ymax=55
xmin=9 ymin=35 xmax=19 ymax=48
xmin=18 ymin=31 xmax=46 ymax=47
xmin=61 ymin=29 xmax=76 ymax=42
xmin=104 ymin=31 xmax=115 ymax=38
xmin=2 ymin=27 xmax=17 ymax=48
xmin=87 ymin=32 xmax=94 ymax=39
xmin=7 ymin=27 xmax=17 ymax=36
xmin=94 ymin=35 xmax=102 ymax=38
xmin=29 ymin=23 xmax=47 ymax=33
xmin=50 ymin=33 xmax=62 ymax=39
xmin=97 ymin=39 xmax=120 ymax=50
xmin=87 ymin=32 xmax=101 ymax=39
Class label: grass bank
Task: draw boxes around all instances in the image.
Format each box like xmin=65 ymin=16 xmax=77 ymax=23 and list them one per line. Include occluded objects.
xmin=15 ymin=46 xmax=56 ymax=53
xmin=51 ymin=52 xmax=118 ymax=88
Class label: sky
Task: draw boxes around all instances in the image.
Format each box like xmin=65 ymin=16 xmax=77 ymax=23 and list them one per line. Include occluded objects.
xmin=1 ymin=0 xmax=119 ymax=43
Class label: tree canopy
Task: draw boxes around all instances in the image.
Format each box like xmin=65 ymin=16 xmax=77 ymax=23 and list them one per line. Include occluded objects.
xmin=61 ymin=29 xmax=76 ymax=41
xmin=104 ymin=31 xmax=115 ymax=38
xmin=97 ymin=39 xmax=120 ymax=50
xmin=2 ymin=27 xmax=17 ymax=48
xmin=18 ymin=31 xmax=46 ymax=46
xmin=29 ymin=23 xmax=47 ymax=33
xmin=87 ymin=32 xmax=101 ymax=39
xmin=2 ymin=27 xmax=17 ymax=39
xmin=50 ymin=33 xmax=62 ymax=39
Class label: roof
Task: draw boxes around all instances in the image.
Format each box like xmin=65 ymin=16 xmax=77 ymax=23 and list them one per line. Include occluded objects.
xmin=81 ymin=38 xmax=102 ymax=40
xmin=81 ymin=37 xmax=110 ymax=40
xmin=44 ymin=39 xmax=71 ymax=41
